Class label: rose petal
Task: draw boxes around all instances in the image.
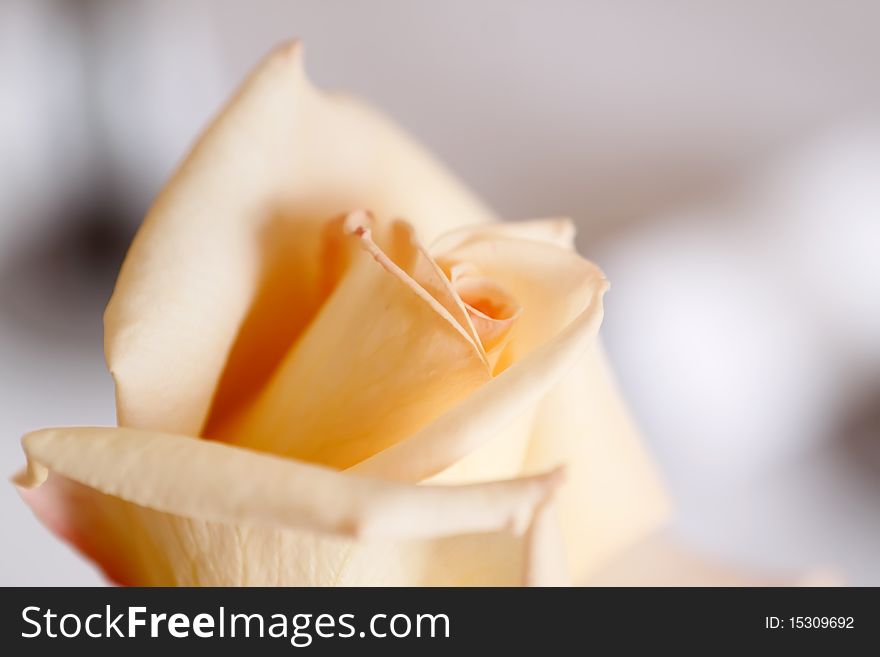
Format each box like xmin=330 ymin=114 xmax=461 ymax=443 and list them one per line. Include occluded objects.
xmin=523 ymin=343 xmax=670 ymax=582
xmin=16 ymin=427 xmax=563 ymax=586
xmin=203 ymin=214 xmax=358 ymax=432
xmin=105 ymin=42 xmax=495 ymax=437
xmin=381 ymin=218 xmax=483 ymax=354
xmin=446 ymin=262 xmax=521 ymax=371
xmin=436 ymin=231 xmax=599 ymax=366
xmin=352 ymin=222 xmax=668 ymax=579
xmin=207 ymin=215 xmax=491 ymax=469
xmin=523 ymin=501 xmax=570 ymax=587
xmin=436 ymin=223 xmax=669 ymax=580
xmin=431 ymin=217 xmax=577 ymax=253
xmin=352 ymin=227 xmax=607 ymax=483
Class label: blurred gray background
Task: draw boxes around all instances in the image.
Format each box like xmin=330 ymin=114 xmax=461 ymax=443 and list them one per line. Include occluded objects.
xmin=1 ymin=0 xmax=878 ymax=585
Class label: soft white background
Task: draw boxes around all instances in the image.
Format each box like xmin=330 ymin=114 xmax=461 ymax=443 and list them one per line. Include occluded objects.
xmin=1 ymin=0 xmax=878 ymax=584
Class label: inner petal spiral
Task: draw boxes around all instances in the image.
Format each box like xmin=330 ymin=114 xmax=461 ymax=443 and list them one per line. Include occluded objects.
xmin=205 ymin=212 xmax=521 ymax=469
xmin=444 ymin=261 xmax=521 ymax=372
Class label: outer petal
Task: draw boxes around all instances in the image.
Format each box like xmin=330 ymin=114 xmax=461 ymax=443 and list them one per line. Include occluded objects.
xmin=104 ymin=42 xmax=495 ymax=437
xmin=16 ymin=427 xmax=562 ymax=586
xmin=523 ymin=344 xmax=669 ymax=582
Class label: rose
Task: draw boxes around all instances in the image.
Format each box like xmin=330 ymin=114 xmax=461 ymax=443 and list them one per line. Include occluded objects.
xmin=14 ymin=42 xmax=673 ymax=586
xmin=16 ymin=42 xmax=820 ymax=586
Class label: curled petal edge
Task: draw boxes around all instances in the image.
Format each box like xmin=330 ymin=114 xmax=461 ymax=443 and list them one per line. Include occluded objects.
xmin=430 ymin=217 xmax=577 ymax=255
xmin=351 ymin=272 xmax=609 ymax=482
xmin=14 ymin=427 xmax=562 ymax=544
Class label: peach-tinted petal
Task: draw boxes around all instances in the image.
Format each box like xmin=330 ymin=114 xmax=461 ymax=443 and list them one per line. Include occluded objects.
xmin=436 ymin=232 xmax=599 ymax=367
xmin=207 ymin=215 xmax=491 ymax=469
xmin=17 ymin=426 xmax=563 ymax=586
xmin=447 ymin=262 xmax=522 ymax=371
xmin=105 ymin=42 xmax=494 ymax=437
xmin=431 ymin=217 xmax=577 ymax=253
xmin=381 ymin=218 xmax=483 ymax=354
xmin=351 ymin=228 xmax=606 ymax=484
xmin=350 ymin=255 xmax=608 ymax=483
xmin=203 ymin=214 xmax=360 ymax=433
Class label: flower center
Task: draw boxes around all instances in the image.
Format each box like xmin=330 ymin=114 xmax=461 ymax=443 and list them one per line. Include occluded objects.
xmin=443 ymin=261 xmax=522 ymax=371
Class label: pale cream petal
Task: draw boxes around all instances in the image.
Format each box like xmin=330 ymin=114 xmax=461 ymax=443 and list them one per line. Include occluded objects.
xmin=583 ymin=534 xmax=836 ymax=586
xmin=523 ymin=501 xmax=570 ymax=587
xmin=17 ymin=426 xmax=562 ymax=586
xmin=523 ymin=343 xmax=670 ymax=583
xmin=105 ymin=42 xmax=495 ymax=437
xmin=207 ymin=216 xmax=491 ymax=469
xmin=431 ymin=217 xmax=577 ymax=253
